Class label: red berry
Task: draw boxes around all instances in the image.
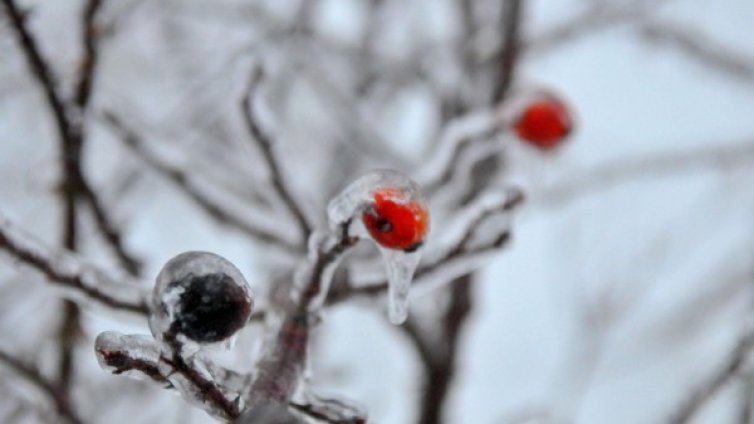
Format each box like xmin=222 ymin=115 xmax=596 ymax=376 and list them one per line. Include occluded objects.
xmin=362 ymin=187 xmax=428 ymax=252
xmin=513 ymin=97 xmax=572 ymax=150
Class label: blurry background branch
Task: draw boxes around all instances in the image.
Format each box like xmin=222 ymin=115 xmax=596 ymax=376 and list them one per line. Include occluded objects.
xmin=0 ymin=350 xmax=84 ymax=424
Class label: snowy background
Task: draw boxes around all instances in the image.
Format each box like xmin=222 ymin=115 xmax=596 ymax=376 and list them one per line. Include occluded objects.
xmin=1 ymin=0 xmax=754 ymax=423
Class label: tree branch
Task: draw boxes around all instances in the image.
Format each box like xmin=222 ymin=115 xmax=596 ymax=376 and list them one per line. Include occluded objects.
xmin=0 ymin=218 xmax=148 ymax=315
xmin=638 ymin=19 xmax=754 ymax=82
xmin=539 ymin=140 xmax=754 ymax=207
xmin=101 ymin=111 xmax=300 ymax=254
xmin=0 ymin=350 xmax=84 ymax=424
xmin=669 ymin=328 xmax=754 ymax=424
xmin=241 ymin=71 xmax=312 ymax=244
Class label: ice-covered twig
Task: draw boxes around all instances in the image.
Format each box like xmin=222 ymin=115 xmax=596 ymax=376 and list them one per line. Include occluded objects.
xmin=236 ymin=401 xmax=304 ymax=423
xmin=328 ymin=188 xmax=523 ymax=303
xmin=416 ymin=108 xmax=501 ymax=192
xmin=247 ymin=223 xmax=358 ymax=407
xmin=94 ymin=333 xmax=169 ymax=386
xmin=94 ymin=332 xmax=242 ymax=420
xmin=289 ymin=393 xmax=367 ymax=424
xmin=0 ymin=350 xmax=84 ymax=424
xmin=241 ymin=69 xmax=312 ymax=244
xmin=0 ymin=218 xmax=148 ymax=315
xmin=102 ymin=112 xmax=299 ymax=254
xmin=2 ymin=0 xmax=141 ymax=276
xmin=668 ymin=327 xmax=754 ymax=424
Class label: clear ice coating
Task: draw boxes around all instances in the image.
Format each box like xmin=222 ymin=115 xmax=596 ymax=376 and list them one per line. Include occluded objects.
xmin=149 ymin=251 xmax=253 ymax=346
xmin=382 ymin=247 xmax=422 ymax=324
xmin=327 ymin=170 xmax=424 ymax=229
xmin=327 ymin=170 xmax=429 ymax=325
xmin=94 ymin=331 xmax=162 ymax=381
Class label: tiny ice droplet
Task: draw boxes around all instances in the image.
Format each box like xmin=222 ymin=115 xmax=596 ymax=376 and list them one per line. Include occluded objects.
xmin=381 ymin=247 xmax=422 ymax=325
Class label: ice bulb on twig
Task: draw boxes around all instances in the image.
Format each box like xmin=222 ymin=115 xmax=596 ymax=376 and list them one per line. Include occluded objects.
xmin=149 ymin=251 xmax=253 ymax=348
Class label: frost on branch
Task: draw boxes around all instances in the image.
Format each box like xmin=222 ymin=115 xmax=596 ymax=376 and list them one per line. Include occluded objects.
xmin=94 ymin=330 xmax=245 ymax=421
xmin=149 ymin=251 xmax=253 ymax=349
xmin=327 ymin=170 xmax=429 ymax=324
xmin=0 ymin=217 xmax=148 ymax=314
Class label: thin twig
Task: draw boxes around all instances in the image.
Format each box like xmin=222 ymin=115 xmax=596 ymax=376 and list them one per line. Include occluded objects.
xmin=0 ymin=350 xmax=84 ymax=424
xmin=0 ymin=220 xmax=148 ymax=314
xmin=2 ymin=0 xmax=141 ymax=276
xmin=638 ymin=19 xmax=754 ymax=82
xmin=524 ymin=1 xmax=654 ymax=57
xmin=1 ymin=0 xmax=77 ymax=148
xmin=162 ymin=352 xmax=241 ymax=419
xmin=329 ymin=190 xmax=523 ymax=304
xmin=491 ymin=0 xmax=523 ymax=103
xmin=73 ymin=0 xmax=103 ymax=109
xmin=415 ymin=274 xmax=472 ymax=424
xmin=540 ymin=140 xmax=754 ymax=207
xmin=289 ymin=401 xmax=365 ymax=424
xmin=78 ymin=182 xmax=142 ymax=275
xmin=101 ymin=111 xmax=300 ymax=253
xmin=669 ymin=329 xmax=754 ymax=424
xmin=241 ymin=71 xmax=312 ymax=244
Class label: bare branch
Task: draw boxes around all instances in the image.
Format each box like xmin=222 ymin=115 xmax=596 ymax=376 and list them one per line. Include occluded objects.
xmin=492 ymin=0 xmax=524 ymax=102
xmin=289 ymin=391 xmax=367 ymax=424
xmin=524 ymin=1 xmax=653 ymax=57
xmin=1 ymin=0 xmax=77 ymax=148
xmin=539 ymin=140 xmax=754 ymax=207
xmin=416 ymin=274 xmax=473 ymax=424
xmin=73 ymin=0 xmax=104 ymax=110
xmin=2 ymin=0 xmax=141 ymax=276
xmin=102 ymin=112 xmax=300 ymax=254
xmin=0 ymin=218 xmax=148 ymax=315
xmin=0 ymin=350 xmax=84 ymax=424
xmin=241 ymin=71 xmax=312 ymax=244
xmin=669 ymin=328 xmax=754 ymax=424
xmin=95 ymin=332 xmax=241 ymax=420
xmin=638 ymin=19 xmax=754 ymax=82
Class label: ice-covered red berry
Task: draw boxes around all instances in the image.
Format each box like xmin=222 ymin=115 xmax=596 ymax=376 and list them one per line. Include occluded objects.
xmin=513 ymin=95 xmax=572 ymax=150
xmin=361 ymin=187 xmax=428 ymax=252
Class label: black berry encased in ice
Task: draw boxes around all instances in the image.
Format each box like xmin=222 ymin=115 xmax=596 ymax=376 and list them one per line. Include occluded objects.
xmin=164 ymin=272 xmax=252 ymax=343
xmin=149 ymin=251 xmax=253 ymax=346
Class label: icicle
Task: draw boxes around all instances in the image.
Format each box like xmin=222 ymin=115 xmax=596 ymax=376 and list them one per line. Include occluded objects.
xmin=327 ymin=170 xmax=430 ymax=325
xmin=381 ymin=247 xmax=422 ymax=324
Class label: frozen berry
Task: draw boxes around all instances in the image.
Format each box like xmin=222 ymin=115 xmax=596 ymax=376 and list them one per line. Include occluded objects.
xmin=149 ymin=251 xmax=253 ymax=345
xmin=362 ymin=187 xmax=428 ymax=252
xmin=513 ymin=96 xmax=572 ymax=150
